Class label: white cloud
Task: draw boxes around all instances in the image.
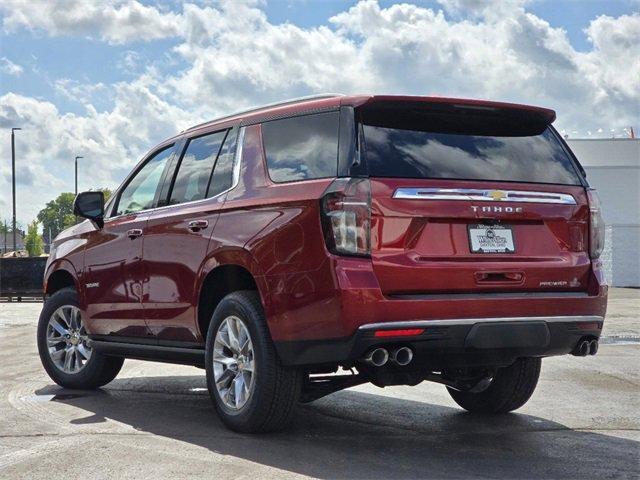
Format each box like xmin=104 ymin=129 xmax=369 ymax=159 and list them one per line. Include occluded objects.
xmin=0 ymin=84 xmax=196 ymax=225
xmin=0 ymin=0 xmax=182 ymax=44
xmin=156 ymin=0 xmax=639 ymax=133
xmin=117 ymin=50 xmax=143 ymax=74
xmin=0 ymin=57 xmax=23 ymax=76
xmin=435 ymin=0 xmax=528 ymax=18
xmin=581 ymin=13 xmax=640 ymax=101
xmin=54 ymin=79 xmax=109 ymax=105
xmin=0 ymin=0 xmax=638 ymax=225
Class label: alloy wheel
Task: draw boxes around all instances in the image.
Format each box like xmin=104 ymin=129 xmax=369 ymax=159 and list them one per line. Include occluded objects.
xmin=213 ymin=315 xmax=255 ymax=410
xmin=46 ymin=305 xmax=92 ymax=374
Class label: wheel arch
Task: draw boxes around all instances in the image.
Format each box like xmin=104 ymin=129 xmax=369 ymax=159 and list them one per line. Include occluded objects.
xmin=44 ymin=260 xmax=79 ymax=296
xmin=196 ymin=248 xmax=270 ymax=341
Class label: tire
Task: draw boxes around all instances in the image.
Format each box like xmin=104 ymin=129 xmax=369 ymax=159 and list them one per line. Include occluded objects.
xmin=205 ymin=290 xmax=302 ymax=433
xmin=447 ymin=357 xmax=541 ymax=414
xmin=37 ymin=287 xmax=124 ymax=389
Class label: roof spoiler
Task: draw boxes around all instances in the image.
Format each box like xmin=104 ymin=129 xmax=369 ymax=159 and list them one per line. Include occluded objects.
xmin=356 ymin=95 xmax=556 ymax=124
xmin=356 ymin=96 xmax=556 ymax=136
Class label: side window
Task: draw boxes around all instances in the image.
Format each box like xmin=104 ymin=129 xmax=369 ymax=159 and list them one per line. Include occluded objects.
xmin=262 ymin=111 xmax=339 ymax=183
xmin=207 ymin=128 xmax=238 ymax=198
xmin=115 ymin=146 xmax=173 ymax=216
xmin=169 ymin=130 xmax=227 ymax=205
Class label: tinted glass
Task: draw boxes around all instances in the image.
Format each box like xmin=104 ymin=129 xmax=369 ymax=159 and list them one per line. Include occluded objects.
xmin=362 ymin=125 xmax=581 ymax=185
xmin=170 ymin=130 xmax=227 ymax=205
xmin=116 ymin=146 xmax=173 ymax=215
xmin=208 ymin=128 xmax=237 ymax=198
xmin=262 ymin=112 xmax=339 ymax=183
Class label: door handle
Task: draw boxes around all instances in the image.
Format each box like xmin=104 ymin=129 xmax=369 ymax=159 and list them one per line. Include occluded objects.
xmin=188 ymin=220 xmax=209 ymax=232
xmin=127 ymin=228 xmax=143 ymax=239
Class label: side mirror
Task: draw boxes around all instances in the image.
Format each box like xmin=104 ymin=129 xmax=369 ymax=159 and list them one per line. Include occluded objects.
xmin=74 ymin=191 xmax=105 ymax=228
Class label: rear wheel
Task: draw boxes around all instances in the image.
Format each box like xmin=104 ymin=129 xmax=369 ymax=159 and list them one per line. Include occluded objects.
xmin=37 ymin=287 xmax=124 ymax=389
xmin=205 ymin=290 xmax=302 ymax=433
xmin=447 ymin=357 xmax=541 ymax=413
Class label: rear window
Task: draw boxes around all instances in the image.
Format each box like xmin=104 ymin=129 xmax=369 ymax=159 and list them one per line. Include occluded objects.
xmin=361 ymin=119 xmax=581 ymax=186
xmin=262 ymin=111 xmax=339 ymax=183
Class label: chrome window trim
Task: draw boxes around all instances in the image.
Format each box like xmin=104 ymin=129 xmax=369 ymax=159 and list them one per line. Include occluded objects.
xmin=392 ymin=188 xmax=577 ymax=205
xmin=105 ymin=127 xmax=245 ymax=222
xmin=358 ymin=315 xmax=603 ymax=331
xmin=230 ymin=126 xmax=245 ymax=192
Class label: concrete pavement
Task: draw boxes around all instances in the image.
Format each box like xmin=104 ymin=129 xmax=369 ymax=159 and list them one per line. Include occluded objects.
xmin=1 ymin=288 xmax=638 ymax=479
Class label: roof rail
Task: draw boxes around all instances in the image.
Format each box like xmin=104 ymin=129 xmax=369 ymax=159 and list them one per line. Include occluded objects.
xmin=184 ymin=93 xmax=344 ymax=132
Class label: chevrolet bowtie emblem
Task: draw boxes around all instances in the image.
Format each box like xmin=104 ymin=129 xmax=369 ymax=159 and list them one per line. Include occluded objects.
xmin=488 ymin=190 xmax=506 ymax=201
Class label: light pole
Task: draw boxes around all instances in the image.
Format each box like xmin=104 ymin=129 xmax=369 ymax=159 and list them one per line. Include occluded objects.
xmin=74 ymin=156 xmax=83 ymax=196
xmin=11 ymin=127 xmax=21 ymax=252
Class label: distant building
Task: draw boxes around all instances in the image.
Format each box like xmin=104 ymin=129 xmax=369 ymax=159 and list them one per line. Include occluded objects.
xmin=0 ymin=230 xmax=25 ymax=255
xmin=566 ymin=138 xmax=640 ymax=287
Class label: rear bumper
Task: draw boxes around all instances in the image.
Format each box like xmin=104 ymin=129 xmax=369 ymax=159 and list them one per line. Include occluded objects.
xmin=266 ymin=256 xmax=608 ymax=342
xmin=274 ymin=315 xmax=604 ymax=367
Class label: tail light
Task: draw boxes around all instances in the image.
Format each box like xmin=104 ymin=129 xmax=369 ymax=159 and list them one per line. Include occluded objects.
xmin=587 ymin=189 xmax=605 ymax=259
xmin=321 ymin=178 xmax=371 ymax=257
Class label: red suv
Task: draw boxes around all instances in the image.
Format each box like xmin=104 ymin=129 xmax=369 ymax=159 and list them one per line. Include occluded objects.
xmin=38 ymin=94 xmax=607 ymax=432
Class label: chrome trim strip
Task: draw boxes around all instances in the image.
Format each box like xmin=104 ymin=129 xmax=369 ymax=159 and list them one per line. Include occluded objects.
xmin=393 ymin=188 xmax=577 ymax=205
xmin=358 ymin=315 xmax=603 ymax=331
xmin=231 ymin=126 xmax=245 ymax=192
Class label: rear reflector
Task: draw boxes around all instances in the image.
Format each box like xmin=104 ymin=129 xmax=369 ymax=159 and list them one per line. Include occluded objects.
xmin=374 ymin=328 xmax=425 ymax=338
xmin=576 ymin=322 xmax=600 ymax=330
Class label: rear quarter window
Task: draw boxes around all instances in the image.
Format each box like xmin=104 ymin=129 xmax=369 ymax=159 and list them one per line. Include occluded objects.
xmin=207 ymin=128 xmax=238 ymax=198
xmin=170 ymin=130 xmax=227 ymax=205
xmin=262 ymin=111 xmax=339 ymax=183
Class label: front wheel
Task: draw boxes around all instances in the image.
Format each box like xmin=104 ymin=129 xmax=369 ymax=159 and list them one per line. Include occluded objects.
xmin=205 ymin=291 xmax=302 ymax=433
xmin=37 ymin=287 xmax=124 ymax=389
xmin=447 ymin=357 xmax=541 ymax=413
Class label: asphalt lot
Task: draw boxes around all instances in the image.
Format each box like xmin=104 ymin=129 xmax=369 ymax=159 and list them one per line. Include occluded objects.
xmin=1 ymin=288 xmax=638 ymax=479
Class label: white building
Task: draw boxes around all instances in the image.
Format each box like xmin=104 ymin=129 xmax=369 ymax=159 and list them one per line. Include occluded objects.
xmin=566 ymin=138 xmax=640 ymax=287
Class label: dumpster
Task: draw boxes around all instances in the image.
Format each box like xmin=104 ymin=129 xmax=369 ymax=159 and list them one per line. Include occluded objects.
xmin=0 ymin=257 xmax=47 ymax=300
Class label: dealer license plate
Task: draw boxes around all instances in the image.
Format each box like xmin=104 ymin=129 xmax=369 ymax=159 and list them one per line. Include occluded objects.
xmin=468 ymin=225 xmax=515 ymax=253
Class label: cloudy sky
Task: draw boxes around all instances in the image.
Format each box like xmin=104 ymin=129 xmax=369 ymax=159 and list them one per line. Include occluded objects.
xmin=0 ymin=0 xmax=639 ymax=228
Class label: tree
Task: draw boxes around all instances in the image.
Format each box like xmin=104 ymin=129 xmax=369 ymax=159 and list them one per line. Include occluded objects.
xmin=25 ymin=220 xmax=44 ymax=257
xmin=101 ymin=188 xmax=113 ymax=202
xmin=37 ymin=192 xmax=76 ymax=245
xmin=37 ymin=188 xmax=114 ymax=244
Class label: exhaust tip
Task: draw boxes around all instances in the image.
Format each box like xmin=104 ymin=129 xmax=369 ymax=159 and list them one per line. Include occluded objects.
xmin=364 ymin=348 xmax=389 ymax=367
xmin=577 ymin=340 xmax=590 ymax=357
xmin=589 ymin=339 xmax=599 ymax=356
xmin=392 ymin=346 xmax=414 ymax=366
